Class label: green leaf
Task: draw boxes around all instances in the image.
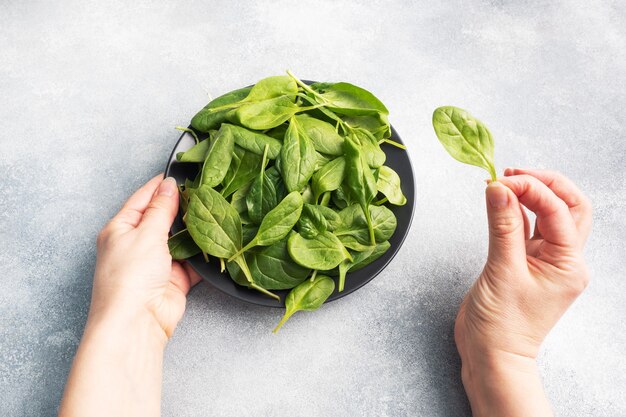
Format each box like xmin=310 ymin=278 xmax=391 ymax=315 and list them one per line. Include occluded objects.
xmin=224 ymin=124 xmax=282 ymax=159
xmin=221 ymin=146 xmax=263 ymax=198
xmin=186 ymin=186 xmax=242 ymax=259
xmin=242 ymin=75 xmax=298 ymax=103
xmin=287 ymin=231 xmax=351 ymax=270
xmin=294 ymin=114 xmax=344 ymax=155
xmin=280 ymin=116 xmax=317 ymax=192
xmin=297 ymin=204 xmax=329 ymax=238
xmin=273 ymin=275 xmax=335 ymax=333
xmin=344 ymin=134 xmax=377 ymax=244
xmin=249 ymin=238 xmax=310 ymax=290
xmin=334 ymin=204 xmax=397 ymax=249
xmin=353 ymin=128 xmax=385 ymax=168
xmin=176 ymin=138 xmax=211 ymax=163
xmin=337 ymin=241 xmax=390 ymax=292
xmin=190 ymin=87 xmax=252 ymax=132
xmin=376 ymin=165 xmax=406 ymax=206
xmin=234 ymin=96 xmax=301 ymax=130
xmin=229 ymin=191 xmax=304 ymax=259
xmin=200 ymin=125 xmax=235 ymax=187
xmin=310 ymin=82 xmax=389 ymax=116
xmin=342 ymin=113 xmax=391 ymax=140
xmin=168 ymin=229 xmax=202 ymax=260
xmin=432 ymin=106 xmax=496 ymax=181
xmin=311 ymin=156 xmax=346 ymax=202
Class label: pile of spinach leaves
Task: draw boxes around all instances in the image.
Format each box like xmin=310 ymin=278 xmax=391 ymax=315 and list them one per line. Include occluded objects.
xmin=168 ymin=72 xmax=407 ymax=332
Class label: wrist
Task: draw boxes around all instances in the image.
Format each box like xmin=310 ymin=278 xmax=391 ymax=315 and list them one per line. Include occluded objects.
xmin=85 ymin=298 xmax=168 ymax=351
xmin=461 ymin=350 xmax=552 ymax=417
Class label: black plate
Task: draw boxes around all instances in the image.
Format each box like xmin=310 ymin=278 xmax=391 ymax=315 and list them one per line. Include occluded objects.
xmin=165 ymin=92 xmax=415 ymax=307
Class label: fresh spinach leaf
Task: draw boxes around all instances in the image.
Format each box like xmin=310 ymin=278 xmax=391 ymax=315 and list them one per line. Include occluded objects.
xmin=168 ymin=229 xmax=201 ymax=260
xmin=273 ymin=276 xmax=335 ymax=333
xmin=376 ymin=165 xmax=406 ymax=206
xmin=190 ymin=87 xmax=252 ymax=132
xmin=176 ymin=138 xmax=211 ymax=163
xmin=200 ymin=125 xmax=235 ymax=187
xmin=224 ymin=124 xmax=282 ymax=159
xmin=280 ymin=116 xmax=317 ymax=192
xmin=309 ymin=81 xmax=388 ymax=116
xmin=221 ymin=145 xmax=263 ymax=198
xmin=295 ymin=114 xmax=344 ymax=155
xmin=229 ymin=191 xmax=304 ymax=259
xmin=287 ymin=231 xmax=351 ymax=270
xmin=344 ymin=135 xmax=377 ymax=245
xmin=311 ymin=156 xmax=346 ymax=202
xmin=297 ymin=204 xmax=329 ymax=238
xmin=334 ymin=204 xmax=397 ymax=249
xmin=432 ymin=106 xmax=496 ymax=181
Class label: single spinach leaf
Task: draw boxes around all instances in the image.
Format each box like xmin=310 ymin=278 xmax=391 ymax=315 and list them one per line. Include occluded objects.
xmin=287 ymin=231 xmax=351 ymax=270
xmin=273 ymin=275 xmax=335 ymax=333
xmin=200 ymin=125 xmax=235 ymax=187
xmin=168 ymin=229 xmax=202 ymax=260
xmin=176 ymin=138 xmax=211 ymax=163
xmin=229 ymin=191 xmax=304 ymax=259
xmin=353 ymin=128 xmax=386 ymax=168
xmin=242 ymin=75 xmax=298 ymax=103
xmin=295 ymin=114 xmax=344 ymax=155
xmin=310 ymin=82 xmax=389 ymax=116
xmin=376 ymin=165 xmax=406 ymax=206
xmin=246 ymin=146 xmax=279 ymax=225
xmin=342 ymin=113 xmax=391 ymax=140
xmin=190 ymin=87 xmax=252 ymax=132
xmin=186 ymin=186 xmax=242 ymax=259
xmin=344 ymin=135 xmax=377 ymax=244
xmin=432 ymin=106 xmax=496 ymax=181
xmin=249 ymin=238 xmax=310 ymax=290
xmin=235 ymin=96 xmax=301 ymax=130
xmin=280 ymin=116 xmax=317 ymax=192
xmin=224 ymin=124 xmax=282 ymax=159
xmin=221 ymin=146 xmax=263 ymax=198
xmin=334 ymin=204 xmax=397 ymax=249
xmin=337 ymin=240 xmax=390 ymax=291
xmin=311 ymin=156 xmax=346 ymax=202
xmin=297 ymin=204 xmax=329 ymax=238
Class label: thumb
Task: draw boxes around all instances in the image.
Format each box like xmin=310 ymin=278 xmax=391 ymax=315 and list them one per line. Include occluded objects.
xmin=485 ymin=181 xmax=527 ymax=269
xmin=139 ymin=177 xmax=179 ymax=237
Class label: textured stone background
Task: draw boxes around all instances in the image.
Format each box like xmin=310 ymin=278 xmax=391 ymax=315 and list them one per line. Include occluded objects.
xmin=1 ymin=1 xmax=624 ymax=416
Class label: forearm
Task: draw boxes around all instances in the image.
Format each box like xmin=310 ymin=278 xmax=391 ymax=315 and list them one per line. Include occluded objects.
xmin=59 ymin=306 xmax=167 ymax=417
xmin=461 ymin=351 xmax=553 ymax=417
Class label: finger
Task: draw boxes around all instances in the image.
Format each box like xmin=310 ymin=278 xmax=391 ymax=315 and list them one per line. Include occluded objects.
xmin=498 ymin=175 xmax=578 ymax=249
xmin=484 ymin=182 xmax=528 ymax=269
xmin=138 ymin=177 xmax=179 ymax=238
xmin=183 ymin=262 xmax=203 ymax=287
xmin=505 ymin=168 xmax=591 ymax=241
xmin=520 ymin=203 xmax=531 ymax=240
xmin=170 ymin=261 xmax=193 ymax=295
xmin=110 ymin=174 xmax=164 ymax=229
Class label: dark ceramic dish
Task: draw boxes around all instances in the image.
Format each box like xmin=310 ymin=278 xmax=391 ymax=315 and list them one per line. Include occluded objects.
xmin=165 ymin=87 xmax=415 ymax=308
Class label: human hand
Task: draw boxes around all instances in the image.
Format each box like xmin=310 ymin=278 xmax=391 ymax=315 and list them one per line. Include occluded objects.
xmin=454 ymin=168 xmax=591 ymax=416
xmin=91 ymin=174 xmax=201 ymax=340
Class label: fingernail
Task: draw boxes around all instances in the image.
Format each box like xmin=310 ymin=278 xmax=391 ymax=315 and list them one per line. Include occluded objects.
xmin=503 ymin=167 xmax=515 ymax=176
xmin=159 ymin=177 xmax=177 ymax=197
xmin=487 ymin=182 xmax=509 ymax=208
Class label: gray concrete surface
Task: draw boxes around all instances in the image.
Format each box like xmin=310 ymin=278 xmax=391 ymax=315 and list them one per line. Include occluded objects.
xmin=1 ymin=1 xmax=625 ymax=416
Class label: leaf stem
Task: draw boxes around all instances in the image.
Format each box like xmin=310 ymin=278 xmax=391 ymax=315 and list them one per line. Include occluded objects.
xmin=220 ymin=258 xmax=226 ymax=272
xmin=175 ymin=126 xmax=200 ymax=144
xmin=381 ymin=138 xmax=407 ymax=150
xmin=310 ymin=270 xmax=318 ymax=281
xmin=227 ymin=239 xmax=256 ymax=262
xmin=363 ymin=205 xmax=376 ymax=245
xmin=272 ymin=309 xmax=295 ymax=333
xmin=202 ymin=252 xmax=209 ymax=263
